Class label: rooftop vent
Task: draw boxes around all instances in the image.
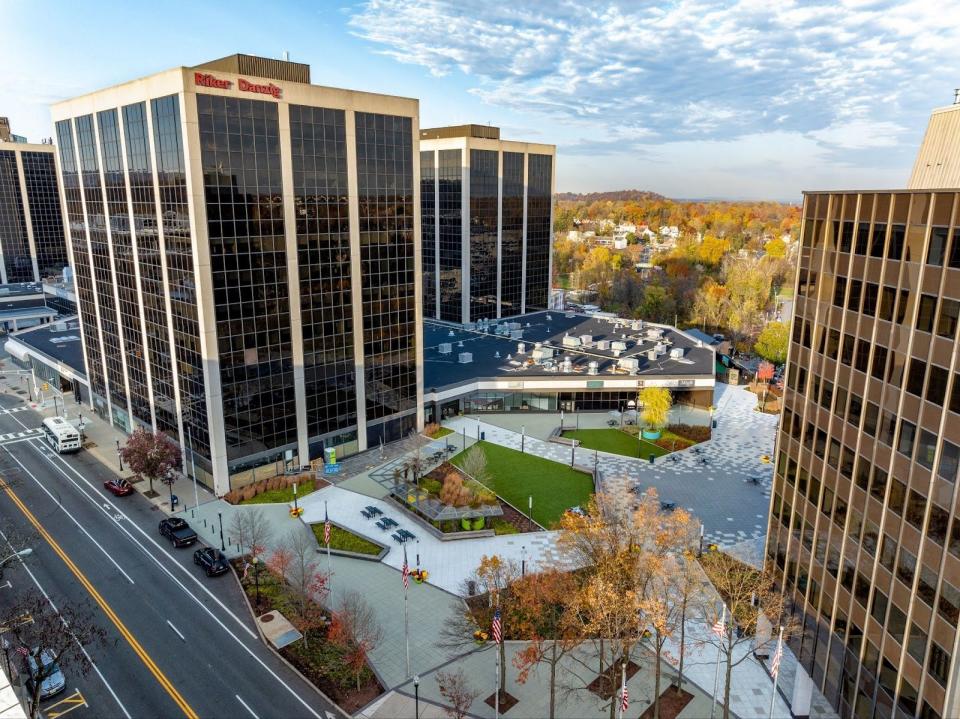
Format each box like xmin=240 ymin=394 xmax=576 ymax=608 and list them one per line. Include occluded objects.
xmin=669 ymin=347 xmax=684 ymax=359
xmin=448 ymin=330 xmax=455 ymax=337
xmin=517 ymin=342 xmax=526 ymax=354
xmin=458 ymin=341 xmax=464 ymax=348
xmin=494 ymin=350 xmax=500 ymax=359
xmin=588 ymin=361 xmax=599 ymax=375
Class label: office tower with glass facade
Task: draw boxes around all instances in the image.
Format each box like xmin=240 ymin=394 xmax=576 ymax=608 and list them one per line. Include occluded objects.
xmin=0 ymin=139 xmax=68 ymax=283
xmin=419 ymin=125 xmax=555 ymax=324
xmin=51 ymin=54 xmax=423 ymax=496
xmin=768 ymin=102 xmax=960 ymax=719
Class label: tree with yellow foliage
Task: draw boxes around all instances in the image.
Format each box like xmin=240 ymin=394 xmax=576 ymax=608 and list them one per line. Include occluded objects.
xmin=697 ymin=235 xmax=732 ymax=265
xmin=764 ymin=237 xmax=787 ymax=259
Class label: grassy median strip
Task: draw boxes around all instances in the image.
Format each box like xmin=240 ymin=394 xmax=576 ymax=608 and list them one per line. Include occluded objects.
xmin=451 ymin=441 xmax=594 ymax=528
xmin=310 ymin=524 xmax=382 ymax=556
xmin=561 ymin=428 xmax=668 ymax=458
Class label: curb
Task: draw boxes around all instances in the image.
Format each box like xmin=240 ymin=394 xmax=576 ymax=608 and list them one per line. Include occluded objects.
xmin=227 ymin=565 xmax=350 ymax=719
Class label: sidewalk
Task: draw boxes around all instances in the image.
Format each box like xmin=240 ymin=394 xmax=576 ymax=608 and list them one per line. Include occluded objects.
xmin=0 ymin=374 xmax=218 ymax=515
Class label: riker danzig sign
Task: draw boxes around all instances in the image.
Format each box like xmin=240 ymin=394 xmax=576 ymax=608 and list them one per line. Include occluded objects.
xmin=193 ymin=73 xmax=283 ymax=99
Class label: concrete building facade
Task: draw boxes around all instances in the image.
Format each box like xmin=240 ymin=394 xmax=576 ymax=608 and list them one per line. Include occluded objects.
xmin=51 ymin=54 xmax=423 ymax=495
xmin=419 ymin=125 xmax=555 ymax=325
xmin=0 ymin=140 xmax=69 ymax=283
xmin=770 ymin=104 xmax=960 ymax=719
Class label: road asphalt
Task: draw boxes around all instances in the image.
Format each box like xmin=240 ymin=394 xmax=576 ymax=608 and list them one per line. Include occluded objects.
xmin=0 ymin=392 xmax=340 ymax=719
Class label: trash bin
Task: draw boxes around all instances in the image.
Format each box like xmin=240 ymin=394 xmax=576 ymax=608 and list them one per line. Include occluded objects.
xmin=712 ymin=419 xmax=717 ymax=429
xmin=171 ymin=494 xmax=179 ymax=508
xmin=481 ymin=431 xmax=485 ymax=441
xmin=649 ymin=454 xmax=655 ymax=465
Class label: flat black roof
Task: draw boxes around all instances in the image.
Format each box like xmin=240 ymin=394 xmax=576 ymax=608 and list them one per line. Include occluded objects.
xmin=424 ymin=311 xmax=714 ymax=393
xmin=10 ymin=317 xmax=86 ymax=378
xmin=0 ymin=282 xmax=45 ymax=299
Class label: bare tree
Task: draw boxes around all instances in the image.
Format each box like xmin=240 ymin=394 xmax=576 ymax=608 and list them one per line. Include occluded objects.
xmin=437 ymin=668 xmax=480 ymax=719
xmin=229 ymin=509 xmax=274 ymax=560
xmin=459 ymin=445 xmax=490 ymax=485
xmin=1 ymin=591 xmax=109 ymax=718
xmin=283 ymin=529 xmax=329 ymax=648
xmin=698 ymin=551 xmax=795 ymax=719
xmin=329 ymin=590 xmax=383 ymax=691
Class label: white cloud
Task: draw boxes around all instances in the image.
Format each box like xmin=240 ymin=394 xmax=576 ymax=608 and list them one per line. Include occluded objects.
xmin=808 ymin=119 xmax=905 ymax=149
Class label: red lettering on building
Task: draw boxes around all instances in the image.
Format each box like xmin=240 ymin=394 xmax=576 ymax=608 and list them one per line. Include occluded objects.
xmin=237 ymin=78 xmax=283 ymax=99
xmin=194 ymin=72 xmax=232 ymax=90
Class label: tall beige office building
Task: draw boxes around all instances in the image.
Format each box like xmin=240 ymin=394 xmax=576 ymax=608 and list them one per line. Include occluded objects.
xmin=419 ymin=125 xmax=555 ymax=324
xmin=769 ymin=98 xmax=960 ymax=719
xmin=51 ymin=54 xmax=423 ymax=496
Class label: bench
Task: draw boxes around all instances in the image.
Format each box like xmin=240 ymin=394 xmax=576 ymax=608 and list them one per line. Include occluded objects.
xmin=398 ymin=528 xmax=416 ymax=541
xmin=361 ymin=509 xmax=373 ymax=519
xmin=364 ymin=505 xmax=383 ymax=517
xmin=391 ymin=533 xmax=406 ymax=544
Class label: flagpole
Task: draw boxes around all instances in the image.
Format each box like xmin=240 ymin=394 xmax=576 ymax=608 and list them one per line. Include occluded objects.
xmin=710 ymin=606 xmax=726 ymax=719
xmin=768 ymin=626 xmax=784 ymax=719
xmin=494 ymin=594 xmax=500 ymax=719
xmin=618 ymin=661 xmax=626 ymax=719
xmin=324 ymin=501 xmax=332 ymax=577
xmin=404 ymin=544 xmax=411 ymax=678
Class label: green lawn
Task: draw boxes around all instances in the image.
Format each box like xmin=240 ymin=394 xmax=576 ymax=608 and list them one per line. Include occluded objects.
xmin=428 ymin=427 xmax=454 ymax=439
xmin=451 ymin=441 xmax=593 ymax=528
xmin=561 ymin=428 xmax=668 ymax=459
xmin=310 ymin=523 xmax=382 ymax=556
xmin=240 ymin=483 xmax=318 ymax=505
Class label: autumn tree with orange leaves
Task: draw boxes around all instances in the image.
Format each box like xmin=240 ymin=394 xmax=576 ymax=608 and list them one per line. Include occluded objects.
xmin=510 ymin=569 xmax=581 ymax=719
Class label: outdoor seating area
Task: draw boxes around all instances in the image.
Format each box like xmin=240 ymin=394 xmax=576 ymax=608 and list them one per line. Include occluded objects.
xmin=376 ymin=517 xmax=399 ymax=531
xmin=391 ymin=528 xmax=417 ymax=544
xmin=361 ymin=505 xmax=384 ymax=519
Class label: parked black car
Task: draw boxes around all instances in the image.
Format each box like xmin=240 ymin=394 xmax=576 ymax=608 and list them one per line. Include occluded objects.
xmin=193 ymin=547 xmax=229 ymax=577
xmin=159 ymin=518 xmax=198 ymax=548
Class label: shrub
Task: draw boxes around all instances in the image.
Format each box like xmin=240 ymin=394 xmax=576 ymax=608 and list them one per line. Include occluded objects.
xmin=241 ymin=484 xmax=256 ymax=501
xmin=491 ymin=519 xmax=519 ymax=535
xmin=421 ymin=479 xmax=442 ymax=495
xmin=424 ymin=422 xmax=443 ymax=438
xmin=668 ymin=423 xmax=712 ymax=443
xmin=224 ymin=489 xmax=240 ymax=504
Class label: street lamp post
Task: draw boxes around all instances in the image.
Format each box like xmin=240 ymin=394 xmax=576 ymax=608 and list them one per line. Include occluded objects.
xmin=218 ymin=512 xmax=225 ymax=551
xmin=413 ymin=675 xmax=420 ymax=719
xmin=0 ymin=548 xmax=32 ymax=579
xmin=520 ymin=425 xmax=525 ymax=453
xmin=253 ymin=557 xmax=261 ymax=610
xmin=570 ymin=439 xmax=577 ymax=467
xmin=521 ymin=545 xmax=526 ymax=577
xmin=293 ymin=483 xmax=299 ymax=514
xmin=116 ymin=439 xmax=123 ymax=472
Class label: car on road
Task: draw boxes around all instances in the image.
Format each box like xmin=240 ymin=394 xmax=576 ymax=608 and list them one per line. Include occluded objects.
xmin=23 ymin=648 xmax=66 ymax=700
xmin=103 ymin=478 xmax=134 ymax=497
xmin=193 ymin=547 xmax=229 ymax=577
xmin=159 ymin=517 xmax=198 ymax=548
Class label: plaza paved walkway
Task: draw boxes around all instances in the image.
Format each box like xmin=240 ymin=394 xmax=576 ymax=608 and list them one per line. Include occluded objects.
xmin=444 ymin=383 xmax=777 ymax=549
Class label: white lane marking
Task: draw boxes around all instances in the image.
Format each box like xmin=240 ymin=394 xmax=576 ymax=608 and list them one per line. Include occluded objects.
xmin=166 ymin=620 xmax=185 ymax=642
xmin=29 ymin=440 xmax=329 ymax=719
xmin=0 ymin=530 xmax=132 ymax=719
xmin=235 ymin=695 xmax=260 ymax=719
xmin=2 ymin=448 xmax=135 ymax=585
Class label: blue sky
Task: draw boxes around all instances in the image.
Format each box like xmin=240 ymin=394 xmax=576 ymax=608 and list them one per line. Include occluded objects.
xmin=3 ymin=0 xmax=959 ymax=199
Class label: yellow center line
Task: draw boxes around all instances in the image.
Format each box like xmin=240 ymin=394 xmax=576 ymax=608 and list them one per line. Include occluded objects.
xmin=1 ymin=480 xmax=199 ymax=719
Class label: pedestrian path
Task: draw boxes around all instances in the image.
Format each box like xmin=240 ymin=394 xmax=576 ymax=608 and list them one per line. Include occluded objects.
xmin=443 ymin=383 xmax=777 ymax=548
xmin=299 ymin=485 xmax=566 ymax=595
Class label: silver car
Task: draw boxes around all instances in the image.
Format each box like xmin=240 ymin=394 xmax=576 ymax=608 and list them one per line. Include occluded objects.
xmin=24 ymin=648 xmax=66 ymax=700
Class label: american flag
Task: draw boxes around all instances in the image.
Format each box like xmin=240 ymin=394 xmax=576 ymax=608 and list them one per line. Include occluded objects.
xmin=401 ymin=546 xmax=409 ymax=590
xmin=492 ymin=608 xmax=502 ymax=644
xmin=324 ymin=512 xmax=331 ymax=546
xmin=15 ymin=646 xmax=28 ymax=657
xmin=711 ymin=616 xmax=725 ymax=638
xmin=771 ymin=637 xmax=783 ymax=678
xmin=620 ymin=686 xmax=629 ymax=712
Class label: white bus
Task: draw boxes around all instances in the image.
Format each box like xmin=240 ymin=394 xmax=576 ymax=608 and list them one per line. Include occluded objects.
xmin=41 ymin=417 xmax=81 ymax=454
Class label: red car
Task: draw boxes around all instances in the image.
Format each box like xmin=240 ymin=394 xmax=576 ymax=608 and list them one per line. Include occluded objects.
xmin=104 ymin=478 xmax=134 ymax=497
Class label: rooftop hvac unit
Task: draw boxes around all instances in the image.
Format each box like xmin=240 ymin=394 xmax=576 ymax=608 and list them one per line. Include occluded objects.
xmin=618 ymin=357 xmax=640 ymax=372
xmin=562 ymin=334 xmax=581 ymax=348
xmin=458 ymin=352 xmax=473 ymax=364
xmin=54 ymin=322 xmax=68 ymax=332
xmin=596 ymin=340 xmax=610 ymax=351
xmin=508 ymin=322 xmax=521 ymax=330
xmin=611 ymin=340 xmax=628 ymax=351
xmin=613 ymin=349 xmax=621 ymax=358
xmin=510 ymin=329 xmax=523 ymax=340
xmin=579 ymin=334 xmax=593 ymax=346
xmin=546 ymin=314 xmax=553 ymax=321
xmin=562 ymin=357 xmax=573 ymax=373
xmin=0 ymin=288 xmax=9 ymax=295
xmin=588 ymin=361 xmax=599 ymax=375
xmin=655 ymin=342 xmax=666 ymax=355
xmin=438 ymin=342 xmax=452 ymax=355
xmin=647 ymin=349 xmax=658 ymax=360
xmin=517 ymin=342 xmax=526 ymax=354
xmin=465 ymin=322 xmax=476 ymax=330
xmin=532 ymin=346 xmax=554 ymax=362
xmin=669 ymin=347 xmax=684 ymax=359
xmin=646 ymin=327 xmax=664 ymax=339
